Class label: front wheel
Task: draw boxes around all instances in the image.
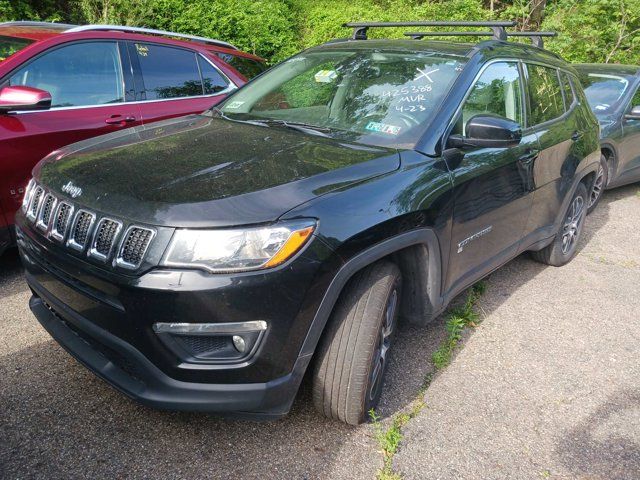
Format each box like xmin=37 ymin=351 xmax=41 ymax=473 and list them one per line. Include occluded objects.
xmin=587 ymin=155 xmax=608 ymax=214
xmin=531 ymin=183 xmax=588 ymax=267
xmin=312 ymin=261 xmax=402 ymax=425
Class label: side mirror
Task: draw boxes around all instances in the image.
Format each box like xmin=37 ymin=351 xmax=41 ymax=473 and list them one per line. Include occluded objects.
xmin=448 ymin=114 xmax=522 ymax=149
xmin=0 ymin=86 xmax=52 ymax=114
xmin=624 ymin=105 xmax=640 ymax=120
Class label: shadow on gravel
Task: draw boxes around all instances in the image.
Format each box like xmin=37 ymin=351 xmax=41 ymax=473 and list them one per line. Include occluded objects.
xmin=0 ymin=248 xmax=27 ymax=300
xmin=557 ymin=388 xmax=640 ymax=480
xmin=0 ymin=185 xmax=635 ymax=479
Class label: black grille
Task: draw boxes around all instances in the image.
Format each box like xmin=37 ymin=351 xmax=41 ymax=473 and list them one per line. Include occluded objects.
xmin=71 ymin=211 xmax=94 ymax=247
xmin=119 ymin=227 xmax=153 ymax=267
xmin=94 ymin=219 xmax=120 ymax=257
xmin=53 ymin=203 xmax=72 ymax=238
xmin=29 ymin=187 xmax=44 ymax=219
xmin=39 ymin=194 xmax=56 ymax=229
xmin=177 ymin=335 xmax=227 ymax=355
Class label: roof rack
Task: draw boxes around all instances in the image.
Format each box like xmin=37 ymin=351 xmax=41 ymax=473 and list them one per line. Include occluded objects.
xmin=343 ymin=21 xmax=516 ymax=41
xmin=404 ymin=30 xmax=557 ymax=48
xmin=64 ymin=25 xmax=238 ymax=50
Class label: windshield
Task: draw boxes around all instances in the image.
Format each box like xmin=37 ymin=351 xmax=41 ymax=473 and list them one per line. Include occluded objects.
xmin=579 ymin=73 xmax=631 ymax=114
xmin=217 ymin=49 xmax=466 ymax=148
xmin=0 ymin=35 xmax=34 ymax=62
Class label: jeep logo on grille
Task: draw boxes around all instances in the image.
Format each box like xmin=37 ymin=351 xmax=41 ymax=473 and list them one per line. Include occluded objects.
xmin=61 ymin=181 xmax=82 ymax=198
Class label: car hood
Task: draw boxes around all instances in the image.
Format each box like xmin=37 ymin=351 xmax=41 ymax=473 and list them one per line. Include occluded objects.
xmin=35 ymin=115 xmax=400 ymax=227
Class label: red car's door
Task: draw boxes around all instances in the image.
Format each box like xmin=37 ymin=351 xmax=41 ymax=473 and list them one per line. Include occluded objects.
xmin=126 ymin=42 xmax=236 ymax=124
xmin=0 ymin=40 xmax=141 ymax=223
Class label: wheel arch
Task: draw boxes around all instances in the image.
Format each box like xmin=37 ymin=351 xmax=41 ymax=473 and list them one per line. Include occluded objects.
xmin=600 ymin=141 xmax=617 ymax=184
xmin=298 ymin=228 xmax=444 ymax=358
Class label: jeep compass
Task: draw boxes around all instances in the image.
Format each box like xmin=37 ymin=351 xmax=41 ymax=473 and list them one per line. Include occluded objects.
xmin=16 ymin=21 xmax=600 ymax=424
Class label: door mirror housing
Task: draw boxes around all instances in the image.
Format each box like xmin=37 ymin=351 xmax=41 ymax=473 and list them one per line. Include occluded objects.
xmin=624 ymin=105 xmax=640 ymax=120
xmin=0 ymin=86 xmax=52 ymax=114
xmin=448 ymin=114 xmax=523 ymax=149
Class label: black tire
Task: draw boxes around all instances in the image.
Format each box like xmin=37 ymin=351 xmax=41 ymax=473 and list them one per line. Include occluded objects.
xmin=312 ymin=261 xmax=402 ymax=425
xmin=587 ymin=155 xmax=608 ymax=214
xmin=531 ymin=182 xmax=588 ymax=267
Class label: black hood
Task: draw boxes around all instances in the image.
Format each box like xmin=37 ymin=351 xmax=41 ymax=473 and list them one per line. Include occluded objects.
xmin=35 ymin=115 xmax=400 ymax=227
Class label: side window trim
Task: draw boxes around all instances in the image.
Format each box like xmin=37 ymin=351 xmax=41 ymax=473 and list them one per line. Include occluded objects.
xmin=1 ymin=39 xmax=129 ymax=112
xmin=558 ymin=70 xmax=576 ymax=113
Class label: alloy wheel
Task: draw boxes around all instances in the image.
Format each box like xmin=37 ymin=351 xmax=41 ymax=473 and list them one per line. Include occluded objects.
xmin=588 ymin=165 xmax=605 ymax=209
xmin=561 ymin=195 xmax=585 ymax=255
xmin=369 ymin=287 xmax=398 ymax=402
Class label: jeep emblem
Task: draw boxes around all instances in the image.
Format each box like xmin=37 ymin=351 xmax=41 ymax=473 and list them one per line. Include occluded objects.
xmin=62 ymin=181 xmax=82 ymax=198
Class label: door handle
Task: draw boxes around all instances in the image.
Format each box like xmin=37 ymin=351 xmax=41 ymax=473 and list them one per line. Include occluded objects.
xmin=518 ymin=149 xmax=539 ymax=165
xmin=571 ymin=131 xmax=583 ymax=142
xmin=105 ymin=115 xmax=136 ymax=125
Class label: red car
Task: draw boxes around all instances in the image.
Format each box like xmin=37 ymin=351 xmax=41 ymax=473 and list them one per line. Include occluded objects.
xmin=0 ymin=21 xmax=266 ymax=255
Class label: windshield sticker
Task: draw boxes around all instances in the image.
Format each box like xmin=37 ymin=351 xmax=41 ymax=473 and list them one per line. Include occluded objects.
xmin=314 ymin=70 xmax=338 ymax=83
xmin=225 ymin=101 xmax=245 ymax=109
xmin=365 ymin=122 xmax=401 ymax=135
xmin=415 ymin=67 xmax=439 ymax=82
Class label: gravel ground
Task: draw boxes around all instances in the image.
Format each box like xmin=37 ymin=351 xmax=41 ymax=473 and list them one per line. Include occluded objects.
xmin=1 ymin=184 xmax=638 ymax=480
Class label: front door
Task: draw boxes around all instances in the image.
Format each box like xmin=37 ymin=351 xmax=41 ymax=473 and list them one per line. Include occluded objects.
xmin=0 ymin=40 xmax=141 ymax=222
xmin=445 ymin=61 xmax=536 ymax=293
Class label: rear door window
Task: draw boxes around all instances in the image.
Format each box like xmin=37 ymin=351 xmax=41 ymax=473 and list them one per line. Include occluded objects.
xmin=526 ymin=64 xmax=565 ymax=125
xmin=7 ymin=41 xmax=124 ymax=108
xmin=134 ymin=43 xmax=203 ymax=100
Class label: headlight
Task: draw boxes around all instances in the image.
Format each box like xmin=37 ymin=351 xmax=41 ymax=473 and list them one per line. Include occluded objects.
xmin=161 ymin=220 xmax=316 ymax=273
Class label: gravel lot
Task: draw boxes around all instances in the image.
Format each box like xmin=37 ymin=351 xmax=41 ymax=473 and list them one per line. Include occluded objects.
xmin=1 ymin=184 xmax=639 ymax=480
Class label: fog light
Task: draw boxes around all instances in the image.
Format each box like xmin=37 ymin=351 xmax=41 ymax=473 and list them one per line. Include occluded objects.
xmin=232 ymin=335 xmax=246 ymax=353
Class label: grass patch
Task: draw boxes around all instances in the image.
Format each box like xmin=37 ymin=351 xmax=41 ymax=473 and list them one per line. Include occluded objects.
xmin=370 ymin=282 xmax=486 ymax=479
xmin=432 ymin=282 xmax=486 ymax=369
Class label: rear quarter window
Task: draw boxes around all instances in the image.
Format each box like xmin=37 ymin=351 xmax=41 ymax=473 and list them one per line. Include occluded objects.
xmin=216 ymin=52 xmax=266 ymax=80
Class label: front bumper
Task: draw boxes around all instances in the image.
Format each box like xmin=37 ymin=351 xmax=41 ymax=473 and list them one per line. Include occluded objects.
xmin=17 ymin=215 xmax=339 ymax=417
xmin=28 ymin=289 xmax=310 ymax=417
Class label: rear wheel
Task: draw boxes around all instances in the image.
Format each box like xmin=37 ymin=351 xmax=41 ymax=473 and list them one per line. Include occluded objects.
xmin=532 ymin=183 xmax=587 ymax=266
xmin=312 ymin=261 xmax=401 ymax=425
xmin=587 ymin=155 xmax=608 ymax=214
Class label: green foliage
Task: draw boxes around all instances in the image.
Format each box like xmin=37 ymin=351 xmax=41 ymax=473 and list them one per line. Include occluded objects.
xmin=4 ymin=1 xmax=640 ymax=65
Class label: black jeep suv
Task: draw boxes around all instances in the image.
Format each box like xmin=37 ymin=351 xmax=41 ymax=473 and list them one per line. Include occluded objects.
xmin=16 ymin=22 xmax=600 ymax=425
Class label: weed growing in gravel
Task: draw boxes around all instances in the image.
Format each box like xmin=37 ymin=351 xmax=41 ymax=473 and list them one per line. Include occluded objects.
xmin=432 ymin=282 xmax=486 ymax=369
xmin=370 ymin=282 xmax=486 ymax=480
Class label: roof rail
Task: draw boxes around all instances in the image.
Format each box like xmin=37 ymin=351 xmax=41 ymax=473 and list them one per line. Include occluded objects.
xmin=0 ymin=21 xmax=76 ymax=30
xmin=404 ymin=30 xmax=557 ymax=48
xmin=65 ymin=25 xmax=238 ymax=50
xmin=343 ymin=21 xmax=517 ymax=41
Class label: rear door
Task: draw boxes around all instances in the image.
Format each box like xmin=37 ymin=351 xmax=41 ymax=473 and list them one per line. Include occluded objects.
xmin=522 ymin=64 xmax=586 ymax=237
xmin=127 ymin=42 xmax=236 ymax=124
xmin=445 ymin=61 xmax=537 ymax=293
xmin=0 ymin=40 xmax=141 ymax=223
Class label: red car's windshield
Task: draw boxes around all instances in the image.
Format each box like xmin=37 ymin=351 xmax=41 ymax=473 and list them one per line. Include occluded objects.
xmin=0 ymin=35 xmax=34 ymax=62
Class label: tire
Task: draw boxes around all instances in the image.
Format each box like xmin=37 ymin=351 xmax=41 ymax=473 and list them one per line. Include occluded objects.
xmin=531 ymin=182 xmax=588 ymax=267
xmin=587 ymin=155 xmax=608 ymax=214
xmin=312 ymin=261 xmax=402 ymax=425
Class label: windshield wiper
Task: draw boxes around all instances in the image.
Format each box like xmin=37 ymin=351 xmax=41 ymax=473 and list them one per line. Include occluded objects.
xmin=210 ymin=108 xmax=269 ymax=127
xmin=259 ymin=119 xmax=331 ymax=137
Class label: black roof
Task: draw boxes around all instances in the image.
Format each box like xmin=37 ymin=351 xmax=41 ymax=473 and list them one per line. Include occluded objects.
xmin=313 ymin=38 xmax=567 ymax=67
